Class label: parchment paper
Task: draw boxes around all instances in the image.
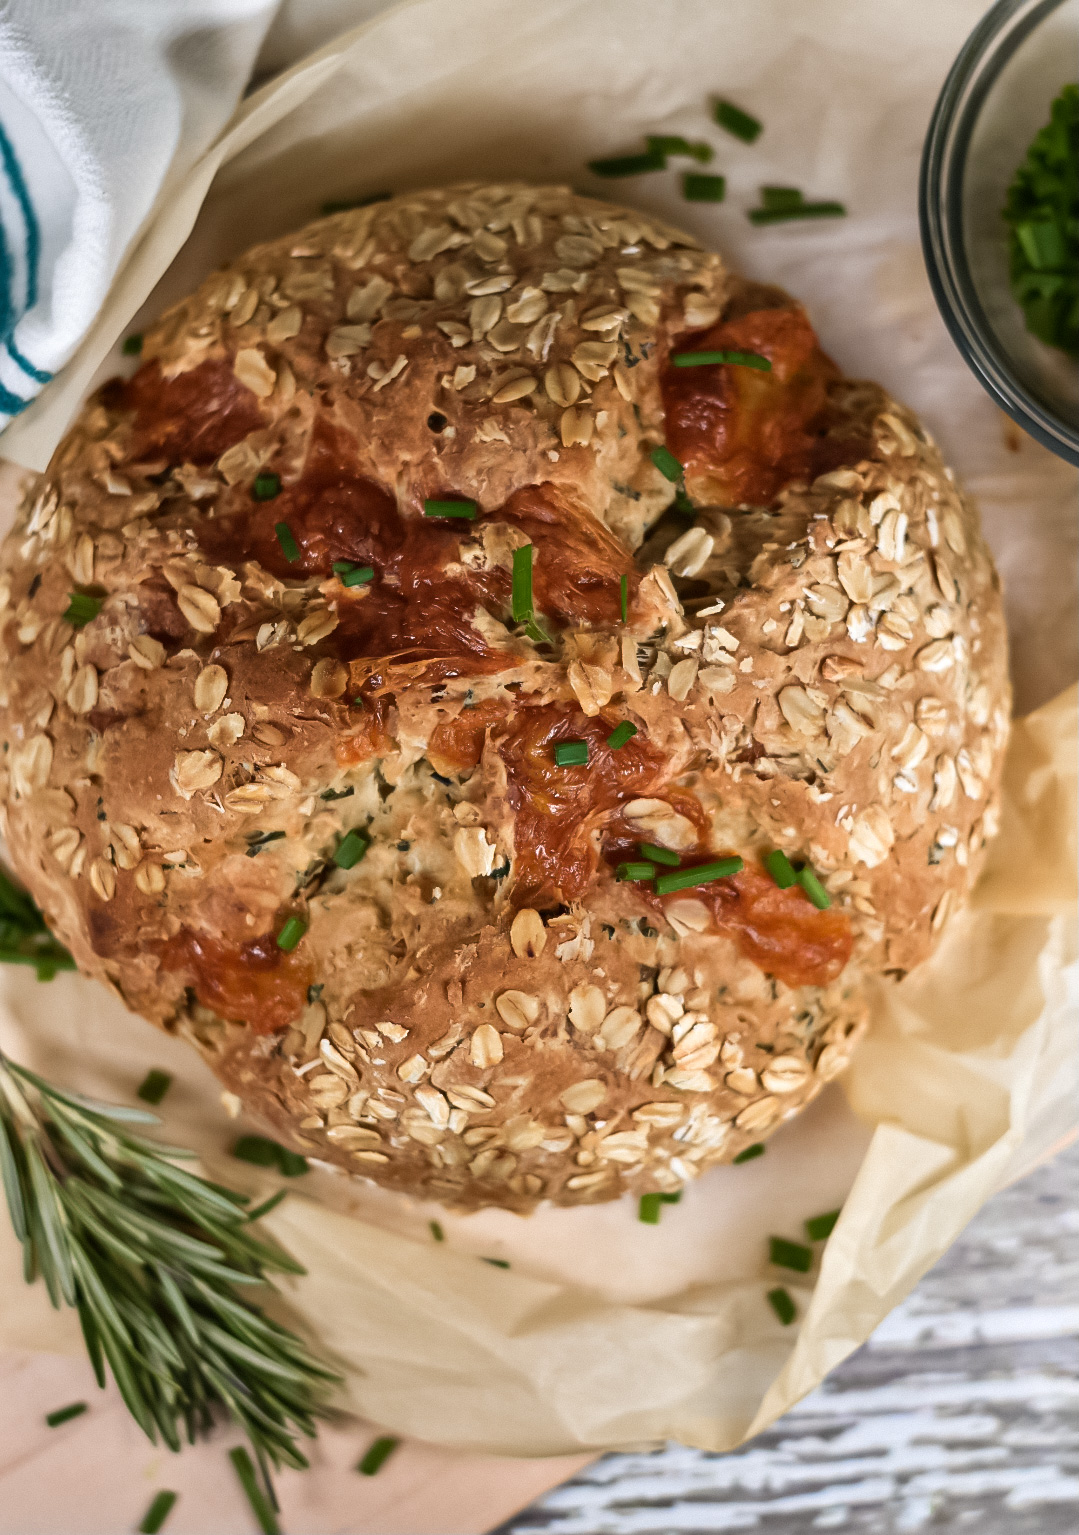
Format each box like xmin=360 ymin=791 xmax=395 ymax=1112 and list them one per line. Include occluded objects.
xmin=0 ymin=0 xmax=1076 ymax=1457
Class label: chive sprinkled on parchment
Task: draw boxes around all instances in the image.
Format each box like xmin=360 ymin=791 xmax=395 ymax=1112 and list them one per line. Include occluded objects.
xmin=769 ymin=1235 xmax=813 ymax=1273
xmin=333 ymin=828 xmax=370 ymax=870
xmin=232 ymin=1136 xmax=309 ymax=1177
xmin=554 ymin=739 xmax=589 ymax=767
xmin=253 ymin=471 xmax=281 ymax=501
xmin=654 ymin=857 xmax=743 ymax=895
xmin=606 ymin=720 xmax=637 ymax=750
xmin=483 ymin=1257 xmax=511 ymax=1269
xmin=806 ymin=1208 xmax=841 ymax=1241
xmin=136 ymin=1069 xmax=172 ymax=1106
xmin=45 ymin=1401 xmax=87 ymax=1427
xmin=588 ymin=148 xmax=665 ymax=178
xmin=646 ymin=134 xmax=713 ymax=162
xmin=138 ymin=1490 xmax=179 ymax=1534
xmin=429 ymin=1220 xmax=445 ymax=1242
xmin=683 ymin=172 xmax=726 ymax=202
xmin=229 ymin=1446 xmax=280 ymax=1535
xmin=749 ymin=200 xmax=846 ymax=225
xmin=733 ymin=1142 xmax=765 ymax=1164
xmin=713 ymin=99 xmax=762 ymax=143
xmin=671 ymin=349 xmax=772 ymax=370
xmin=423 ymin=498 xmax=477 ymax=519
xmin=640 ymin=842 xmax=680 ymax=867
xmin=639 ymin=1191 xmax=681 ymax=1223
xmin=767 ymin=1287 xmax=797 ymax=1326
xmin=122 ymin=333 xmax=143 ymax=357
xmin=274 ymin=522 xmax=300 ymax=563
xmin=62 ymin=591 xmax=103 ymax=628
xmin=275 ymin=914 xmax=306 ymax=952
xmin=358 ymin=1435 xmax=400 ymax=1476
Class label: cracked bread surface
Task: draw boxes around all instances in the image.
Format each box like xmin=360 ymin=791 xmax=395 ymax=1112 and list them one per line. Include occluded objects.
xmin=0 ymin=182 xmax=1008 ymax=1210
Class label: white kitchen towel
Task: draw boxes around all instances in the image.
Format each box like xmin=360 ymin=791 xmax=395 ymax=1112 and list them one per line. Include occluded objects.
xmin=0 ymin=0 xmax=283 ymax=431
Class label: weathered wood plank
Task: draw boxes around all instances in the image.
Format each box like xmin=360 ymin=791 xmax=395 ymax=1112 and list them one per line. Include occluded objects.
xmin=498 ymin=1143 xmax=1079 ymax=1534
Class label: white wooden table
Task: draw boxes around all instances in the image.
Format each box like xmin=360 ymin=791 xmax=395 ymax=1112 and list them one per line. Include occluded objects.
xmin=496 ymin=1141 xmax=1079 ymax=1535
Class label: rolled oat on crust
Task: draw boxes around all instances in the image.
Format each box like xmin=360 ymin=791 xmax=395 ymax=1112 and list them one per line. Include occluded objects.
xmin=0 ymin=183 xmax=1009 ymax=1211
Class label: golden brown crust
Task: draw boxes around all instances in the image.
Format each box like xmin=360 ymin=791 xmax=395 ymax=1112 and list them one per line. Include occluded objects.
xmin=0 ymin=183 xmax=1009 ymax=1211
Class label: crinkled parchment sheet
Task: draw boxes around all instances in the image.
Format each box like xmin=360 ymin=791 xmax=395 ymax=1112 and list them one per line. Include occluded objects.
xmin=0 ymin=0 xmax=1076 ymax=1457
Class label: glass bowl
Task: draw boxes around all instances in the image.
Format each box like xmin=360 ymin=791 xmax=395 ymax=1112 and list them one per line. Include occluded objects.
xmin=920 ymin=0 xmax=1079 ymax=464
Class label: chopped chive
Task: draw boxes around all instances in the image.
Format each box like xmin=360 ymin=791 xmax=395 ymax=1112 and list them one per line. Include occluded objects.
xmin=617 ymin=861 xmax=656 ymax=882
xmin=229 ymin=1446 xmax=279 ymax=1535
xmin=320 ymin=786 xmax=354 ymax=801
xmin=333 ymin=828 xmax=370 ymax=870
xmin=761 ymin=185 xmax=805 ymax=212
xmin=638 ymin=1192 xmax=662 ymax=1224
xmin=358 ymin=1435 xmax=400 ymax=1476
xmin=607 ymin=720 xmax=637 ymax=750
xmin=650 ymin=444 xmax=684 ymax=482
xmin=655 ymin=857 xmax=743 ymax=895
xmin=683 ymin=172 xmax=726 ymax=202
xmin=796 ymin=865 xmax=831 ymax=910
xmin=245 ymin=829 xmax=286 ymax=857
xmin=138 ymin=1491 xmax=179 ymax=1534
xmin=588 ymin=149 xmax=665 ymax=178
xmin=275 ymin=914 xmax=306 ymax=951
xmin=429 ymin=1220 xmax=445 ymax=1242
xmin=274 ymin=522 xmax=300 ymax=563
xmin=673 ymin=487 xmax=695 ymax=516
xmin=769 ymin=1235 xmax=813 ymax=1273
xmin=62 ymin=591 xmax=103 ymax=628
xmin=483 ymin=1256 xmax=511 ymax=1268
xmin=121 ymin=333 xmax=143 ymax=357
xmin=554 ymin=739 xmax=589 ymax=767
xmin=136 ymin=1069 xmax=172 ymax=1106
xmin=253 ymin=471 xmax=282 ymax=501
xmin=274 ymin=1146 xmax=309 ymax=1177
xmin=806 ymin=1208 xmax=841 ymax=1242
xmin=333 ymin=561 xmax=375 ymax=587
xmin=733 ymin=1142 xmax=765 ymax=1164
xmin=45 ymin=1401 xmax=87 ymax=1427
xmin=748 ymin=201 xmax=846 ymax=225
xmin=640 ymin=842 xmax=680 ymax=867
xmin=659 ymin=1191 xmax=682 ymax=1204
xmin=646 ymin=135 xmax=713 ymax=162
xmin=511 ymin=543 xmax=534 ymax=625
xmin=765 ymin=849 xmax=797 ymax=888
xmin=423 ymin=498 xmax=477 ymax=519
xmin=671 ymin=349 xmax=772 ymax=371
xmin=232 ymin=1135 xmax=308 ymax=1177
xmin=714 ymin=99 xmax=762 ymax=143
xmin=767 ymin=1287 xmax=797 ymax=1325
xmin=620 ymin=572 xmax=629 ymax=623
xmin=321 ymin=190 xmax=391 ymax=214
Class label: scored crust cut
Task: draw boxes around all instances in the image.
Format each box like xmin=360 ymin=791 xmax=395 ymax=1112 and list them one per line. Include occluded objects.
xmin=0 ymin=183 xmax=1009 ymax=1211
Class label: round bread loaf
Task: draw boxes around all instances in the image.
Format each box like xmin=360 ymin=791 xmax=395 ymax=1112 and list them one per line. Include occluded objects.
xmin=0 ymin=183 xmax=1009 ymax=1210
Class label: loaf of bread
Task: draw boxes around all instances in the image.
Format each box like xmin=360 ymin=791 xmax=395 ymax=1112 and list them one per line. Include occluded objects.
xmin=0 ymin=183 xmax=1009 ymax=1210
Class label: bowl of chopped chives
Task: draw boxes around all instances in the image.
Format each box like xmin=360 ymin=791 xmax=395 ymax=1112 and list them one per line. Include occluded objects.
xmin=920 ymin=0 xmax=1079 ymax=464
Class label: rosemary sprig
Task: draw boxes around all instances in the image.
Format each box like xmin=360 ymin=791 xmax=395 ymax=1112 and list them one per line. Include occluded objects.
xmin=0 ymin=1052 xmax=340 ymax=1474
